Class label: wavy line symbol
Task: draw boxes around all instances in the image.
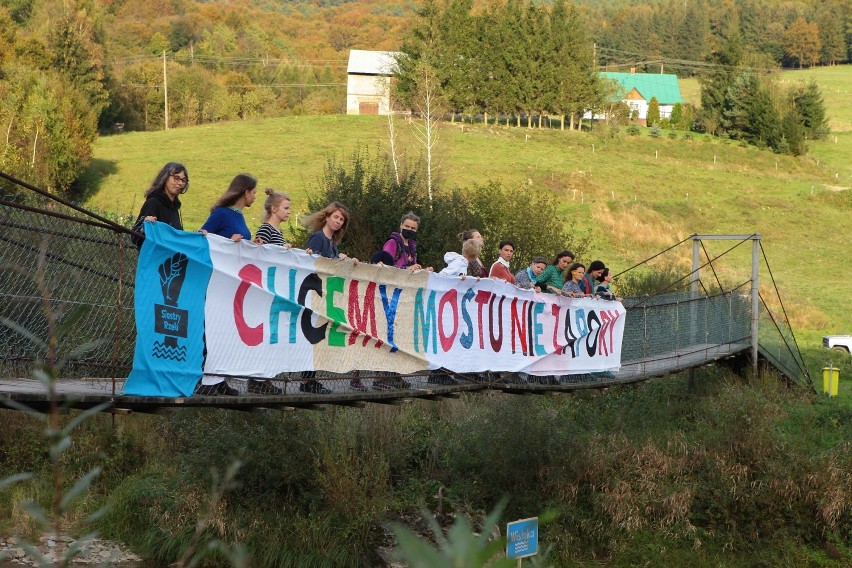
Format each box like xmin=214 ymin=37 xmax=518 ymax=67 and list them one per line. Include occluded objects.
xmin=152 ymin=341 xmax=187 ymax=362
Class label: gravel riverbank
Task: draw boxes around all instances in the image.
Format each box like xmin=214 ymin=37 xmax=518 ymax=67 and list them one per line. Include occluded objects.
xmin=0 ymin=534 xmax=143 ymax=566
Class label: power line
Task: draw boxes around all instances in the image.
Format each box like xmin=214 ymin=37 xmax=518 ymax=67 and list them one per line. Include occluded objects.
xmin=110 ymin=53 xmax=349 ymax=69
xmin=121 ymin=82 xmax=345 ymax=89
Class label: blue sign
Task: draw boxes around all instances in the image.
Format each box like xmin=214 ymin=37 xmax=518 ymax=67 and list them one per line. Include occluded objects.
xmin=506 ymin=517 xmax=538 ymax=559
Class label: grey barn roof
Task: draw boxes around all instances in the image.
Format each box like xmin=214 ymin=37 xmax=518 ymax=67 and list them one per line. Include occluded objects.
xmin=347 ymin=49 xmax=400 ymax=75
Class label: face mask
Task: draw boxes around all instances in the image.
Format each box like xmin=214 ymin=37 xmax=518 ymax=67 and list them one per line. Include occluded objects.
xmin=401 ymin=229 xmax=417 ymax=241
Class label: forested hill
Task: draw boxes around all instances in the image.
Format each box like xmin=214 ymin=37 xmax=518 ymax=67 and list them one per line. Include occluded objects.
xmin=0 ymin=0 xmax=848 ymax=196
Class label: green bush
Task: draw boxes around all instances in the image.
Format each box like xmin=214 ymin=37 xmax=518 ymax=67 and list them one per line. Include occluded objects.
xmin=648 ymin=125 xmax=663 ymax=138
xmin=298 ymin=148 xmax=586 ymax=270
xmin=626 ymin=124 xmax=641 ymax=136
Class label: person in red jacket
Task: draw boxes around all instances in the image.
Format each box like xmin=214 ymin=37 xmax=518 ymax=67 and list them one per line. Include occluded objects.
xmin=489 ymin=240 xmax=516 ymax=284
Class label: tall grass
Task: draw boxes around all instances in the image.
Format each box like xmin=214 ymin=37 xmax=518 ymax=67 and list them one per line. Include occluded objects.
xmin=5 ymin=365 xmax=848 ymax=566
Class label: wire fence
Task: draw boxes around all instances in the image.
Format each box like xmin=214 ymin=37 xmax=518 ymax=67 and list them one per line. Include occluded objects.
xmin=0 ymin=172 xmax=809 ymax=393
xmin=0 ymin=178 xmax=137 ymax=382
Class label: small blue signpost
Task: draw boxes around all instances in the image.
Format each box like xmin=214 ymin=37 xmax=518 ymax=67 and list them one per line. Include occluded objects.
xmin=506 ymin=516 xmax=538 ymax=565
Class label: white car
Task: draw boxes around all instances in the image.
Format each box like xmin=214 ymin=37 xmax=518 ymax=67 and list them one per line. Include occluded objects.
xmin=823 ymin=335 xmax=852 ymax=354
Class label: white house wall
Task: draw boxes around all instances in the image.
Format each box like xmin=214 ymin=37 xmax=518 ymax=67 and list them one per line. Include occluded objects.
xmin=346 ymin=74 xmax=392 ymax=115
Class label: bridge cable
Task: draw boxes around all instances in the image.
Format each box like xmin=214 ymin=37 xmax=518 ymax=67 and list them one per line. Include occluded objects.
xmin=0 ymin=170 xmax=138 ymax=237
xmin=700 ymin=241 xmax=725 ymax=292
xmin=758 ymin=292 xmax=811 ymax=387
xmin=631 ymin=235 xmax=755 ymax=309
xmin=758 ymin=242 xmax=812 ymax=384
xmin=612 ymin=234 xmax=693 ymax=278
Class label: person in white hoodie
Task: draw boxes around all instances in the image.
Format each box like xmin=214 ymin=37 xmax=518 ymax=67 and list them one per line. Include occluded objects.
xmin=440 ymin=238 xmax=483 ymax=277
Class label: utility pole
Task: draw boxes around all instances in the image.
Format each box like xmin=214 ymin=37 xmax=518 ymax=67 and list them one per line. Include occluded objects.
xmin=163 ymin=50 xmax=169 ymax=131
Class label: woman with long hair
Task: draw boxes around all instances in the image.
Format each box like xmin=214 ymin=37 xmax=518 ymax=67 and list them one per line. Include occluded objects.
xmin=561 ymin=262 xmax=587 ymax=298
xmin=196 ymin=174 xmax=259 ymax=397
xmin=200 ymin=173 xmax=258 ymax=242
xmin=300 ymin=201 xmax=358 ymax=393
xmin=302 ymin=201 xmax=354 ymax=260
xmin=537 ymin=249 xmax=575 ymax=295
xmin=131 ymin=162 xmax=189 ymax=248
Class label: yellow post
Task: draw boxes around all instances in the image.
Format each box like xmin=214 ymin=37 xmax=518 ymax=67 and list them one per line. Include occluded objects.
xmin=822 ymin=365 xmax=840 ymax=397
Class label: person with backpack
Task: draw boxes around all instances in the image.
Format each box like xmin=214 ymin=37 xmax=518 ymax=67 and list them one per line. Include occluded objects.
xmin=380 ymin=211 xmax=431 ymax=271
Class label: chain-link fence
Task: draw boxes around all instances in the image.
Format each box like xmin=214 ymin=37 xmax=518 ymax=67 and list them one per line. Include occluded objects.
xmin=758 ymin=293 xmax=811 ymax=387
xmin=0 ymin=176 xmax=137 ymax=381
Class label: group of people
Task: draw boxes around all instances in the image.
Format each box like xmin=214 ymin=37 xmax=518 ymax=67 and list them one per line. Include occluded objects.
xmin=439 ymin=234 xmax=622 ymax=303
xmin=133 ymin=162 xmax=622 ymax=396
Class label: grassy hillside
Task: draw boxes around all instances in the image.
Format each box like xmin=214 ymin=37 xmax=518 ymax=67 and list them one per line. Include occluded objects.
xmin=79 ymin=66 xmax=851 ymax=375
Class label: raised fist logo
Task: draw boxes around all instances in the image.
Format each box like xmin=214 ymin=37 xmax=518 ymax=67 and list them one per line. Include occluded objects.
xmin=158 ymin=253 xmax=188 ymax=307
xmin=152 ymin=252 xmax=190 ymax=360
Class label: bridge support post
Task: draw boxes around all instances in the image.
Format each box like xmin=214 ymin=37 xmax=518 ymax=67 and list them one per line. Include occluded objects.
xmin=691 ymin=237 xmax=700 ymax=297
xmin=690 ymin=236 xmax=700 ymax=352
xmin=751 ymin=238 xmax=760 ymax=379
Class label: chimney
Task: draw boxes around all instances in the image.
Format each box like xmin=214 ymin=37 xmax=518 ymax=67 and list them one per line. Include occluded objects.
xmin=630 ymin=67 xmax=636 ymax=74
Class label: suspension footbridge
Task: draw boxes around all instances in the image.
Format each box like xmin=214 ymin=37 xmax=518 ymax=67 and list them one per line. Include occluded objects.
xmin=0 ymin=171 xmax=810 ymax=414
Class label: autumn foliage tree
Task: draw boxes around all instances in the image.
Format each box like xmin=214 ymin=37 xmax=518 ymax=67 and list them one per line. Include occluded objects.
xmin=783 ymin=17 xmax=821 ymax=68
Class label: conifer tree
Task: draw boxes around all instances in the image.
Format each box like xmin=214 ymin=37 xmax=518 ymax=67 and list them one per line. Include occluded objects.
xmin=646 ymin=97 xmax=660 ymax=126
xmin=791 ymin=80 xmax=828 ymax=139
xmin=700 ymin=33 xmax=743 ymax=134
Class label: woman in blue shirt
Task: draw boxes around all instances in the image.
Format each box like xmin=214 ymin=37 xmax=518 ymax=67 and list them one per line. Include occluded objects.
xmin=200 ymin=173 xmax=258 ymax=241
xmin=196 ymin=174 xmax=259 ymax=396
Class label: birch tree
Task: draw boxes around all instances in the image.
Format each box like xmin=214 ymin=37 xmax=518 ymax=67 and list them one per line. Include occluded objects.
xmin=410 ymin=61 xmax=443 ymax=207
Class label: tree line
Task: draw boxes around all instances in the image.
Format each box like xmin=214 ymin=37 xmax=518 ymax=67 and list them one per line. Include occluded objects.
xmin=595 ymin=0 xmax=849 ymax=73
xmin=394 ymin=0 xmax=830 ymax=156
xmin=395 ymin=0 xmax=602 ymax=130
xmin=0 ymin=0 xmax=844 ymax=195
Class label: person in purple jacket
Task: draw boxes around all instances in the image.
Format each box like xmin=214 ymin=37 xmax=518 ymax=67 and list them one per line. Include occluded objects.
xmin=200 ymin=174 xmax=258 ymax=242
xmin=381 ymin=211 xmax=432 ymax=271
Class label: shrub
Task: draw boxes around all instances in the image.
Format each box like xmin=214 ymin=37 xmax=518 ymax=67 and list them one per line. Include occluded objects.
xmin=626 ymin=124 xmax=641 ymax=136
xmin=300 ymin=148 xmax=586 ymax=270
xmin=614 ymin=262 xmax=691 ymax=297
xmin=648 ymin=125 xmax=663 ymax=138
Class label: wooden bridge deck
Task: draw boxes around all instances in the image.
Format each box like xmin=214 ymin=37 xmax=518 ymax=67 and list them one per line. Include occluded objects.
xmin=0 ymin=342 xmax=751 ymax=413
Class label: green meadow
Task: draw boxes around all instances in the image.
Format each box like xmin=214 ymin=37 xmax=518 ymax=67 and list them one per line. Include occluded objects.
xmin=80 ymin=65 xmax=851 ymax=379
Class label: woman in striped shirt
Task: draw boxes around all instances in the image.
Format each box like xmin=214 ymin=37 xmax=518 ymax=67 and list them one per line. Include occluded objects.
xmin=254 ymin=188 xmax=292 ymax=248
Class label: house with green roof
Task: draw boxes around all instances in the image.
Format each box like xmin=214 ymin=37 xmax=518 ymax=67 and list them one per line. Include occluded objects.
xmin=592 ymin=71 xmax=684 ymax=125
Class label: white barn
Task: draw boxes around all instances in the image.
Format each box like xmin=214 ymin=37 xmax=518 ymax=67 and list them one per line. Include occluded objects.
xmin=346 ymin=49 xmax=400 ymax=116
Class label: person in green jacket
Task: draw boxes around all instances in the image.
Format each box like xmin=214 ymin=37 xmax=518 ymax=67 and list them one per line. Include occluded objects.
xmin=537 ymin=250 xmax=575 ymax=294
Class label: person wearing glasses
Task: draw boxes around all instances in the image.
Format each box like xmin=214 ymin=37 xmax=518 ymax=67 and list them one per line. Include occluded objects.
xmin=132 ymin=162 xmax=189 ymax=249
